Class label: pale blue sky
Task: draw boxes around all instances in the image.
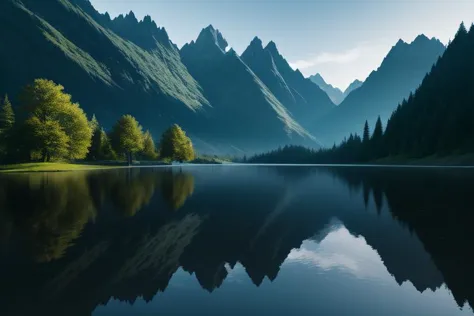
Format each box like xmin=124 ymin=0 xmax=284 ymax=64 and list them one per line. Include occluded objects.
xmin=90 ymin=0 xmax=474 ymax=90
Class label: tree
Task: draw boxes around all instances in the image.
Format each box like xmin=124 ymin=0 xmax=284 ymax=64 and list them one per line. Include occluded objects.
xmin=89 ymin=114 xmax=99 ymax=132
xmin=87 ymin=115 xmax=102 ymax=161
xmin=159 ymin=124 xmax=195 ymax=162
xmin=101 ymin=130 xmax=117 ymax=160
xmin=362 ymin=120 xmax=370 ymax=144
xmin=25 ymin=117 xmax=69 ymax=161
xmin=87 ymin=115 xmax=117 ymax=161
xmin=0 ymin=95 xmax=15 ymax=160
xmin=110 ymin=115 xmax=144 ymax=165
xmin=20 ymin=79 xmax=92 ymax=161
xmin=61 ymin=103 xmax=93 ymax=159
xmin=141 ymin=130 xmax=158 ymax=160
xmin=0 ymin=95 xmax=15 ymax=134
xmin=371 ymin=116 xmax=384 ymax=158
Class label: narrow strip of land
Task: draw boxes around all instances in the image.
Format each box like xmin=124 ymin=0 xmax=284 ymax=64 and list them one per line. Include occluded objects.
xmin=0 ymin=163 xmax=124 ymax=173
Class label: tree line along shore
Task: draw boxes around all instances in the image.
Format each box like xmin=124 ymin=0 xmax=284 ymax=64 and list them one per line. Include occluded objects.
xmin=0 ymin=79 xmax=201 ymax=170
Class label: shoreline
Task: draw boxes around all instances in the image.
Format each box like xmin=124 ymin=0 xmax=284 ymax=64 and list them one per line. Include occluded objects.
xmin=2 ymin=159 xmax=474 ymax=174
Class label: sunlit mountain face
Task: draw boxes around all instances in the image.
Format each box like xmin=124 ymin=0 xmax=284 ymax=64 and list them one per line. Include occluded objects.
xmin=0 ymin=166 xmax=473 ymax=316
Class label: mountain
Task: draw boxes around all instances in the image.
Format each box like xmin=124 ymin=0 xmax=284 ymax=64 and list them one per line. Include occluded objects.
xmin=309 ymin=73 xmax=344 ymax=105
xmin=309 ymin=75 xmax=363 ymax=105
xmin=240 ymin=38 xmax=334 ymax=128
xmin=344 ymin=79 xmax=363 ymax=96
xmin=0 ymin=0 xmax=211 ymax=137
xmin=0 ymin=0 xmax=314 ymax=155
xmin=180 ymin=27 xmax=316 ymax=153
xmin=380 ymin=24 xmax=474 ymax=158
xmin=313 ymin=35 xmax=446 ymax=145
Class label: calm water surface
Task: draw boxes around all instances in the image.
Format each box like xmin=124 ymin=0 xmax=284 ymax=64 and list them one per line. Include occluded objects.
xmin=0 ymin=166 xmax=473 ymax=315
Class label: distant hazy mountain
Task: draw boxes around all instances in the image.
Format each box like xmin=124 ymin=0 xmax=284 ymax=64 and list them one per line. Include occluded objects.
xmin=241 ymin=38 xmax=334 ymax=128
xmin=344 ymin=79 xmax=363 ymax=97
xmin=180 ymin=26 xmax=316 ymax=153
xmin=309 ymin=74 xmax=363 ymax=105
xmin=309 ymin=74 xmax=344 ymax=105
xmin=313 ymin=35 xmax=446 ymax=145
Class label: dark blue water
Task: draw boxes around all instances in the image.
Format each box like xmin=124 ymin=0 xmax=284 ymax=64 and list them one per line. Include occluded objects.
xmin=0 ymin=166 xmax=473 ymax=315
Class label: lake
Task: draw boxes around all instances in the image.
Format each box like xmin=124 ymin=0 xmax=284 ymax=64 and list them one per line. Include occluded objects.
xmin=0 ymin=165 xmax=473 ymax=315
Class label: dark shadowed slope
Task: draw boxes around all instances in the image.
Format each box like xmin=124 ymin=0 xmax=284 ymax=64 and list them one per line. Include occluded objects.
xmin=381 ymin=24 xmax=474 ymax=158
xmin=241 ymin=38 xmax=334 ymax=128
xmin=313 ymin=35 xmax=445 ymax=146
xmin=180 ymin=26 xmax=317 ymax=154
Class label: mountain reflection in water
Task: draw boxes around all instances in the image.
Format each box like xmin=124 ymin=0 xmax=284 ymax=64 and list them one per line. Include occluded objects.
xmin=0 ymin=166 xmax=472 ymax=316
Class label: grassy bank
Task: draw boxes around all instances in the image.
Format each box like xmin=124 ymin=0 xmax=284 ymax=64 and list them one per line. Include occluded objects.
xmin=0 ymin=163 xmax=122 ymax=173
xmin=0 ymin=157 xmax=232 ymax=173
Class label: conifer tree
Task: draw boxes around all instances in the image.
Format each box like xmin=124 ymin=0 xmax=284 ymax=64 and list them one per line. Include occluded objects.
xmin=371 ymin=116 xmax=384 ymax=158
xmin=362 ymin=120 xmax=370 ymax=144
xmin=88 ymin=115 xmax=103 ymax=161
xmin=141 ymin=130 xmax=158 ymax=160
xmin=0 ymin=94 xmax=15 ymax=161
xmin=0 ymin=94 xmax=15 ymax=134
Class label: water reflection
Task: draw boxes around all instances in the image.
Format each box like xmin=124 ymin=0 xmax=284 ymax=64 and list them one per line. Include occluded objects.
xmin=0 ymin=168 xmax=196 ymax=263
xmin=0 ymin=166 xmax=472 ymax=315
xmin=0 ymin=173 xmax=96 ymax=262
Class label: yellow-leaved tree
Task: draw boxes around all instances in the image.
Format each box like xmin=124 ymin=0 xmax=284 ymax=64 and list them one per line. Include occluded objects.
xmin=110 ymin=115 xmax=144 ymax=165
xmin=159 ymin=124 xmax=195 ymax=162
xmin=20 ymin=79 xmax=92 ymax=161
xmin=141 ymin=130 xmax=158 ymax=160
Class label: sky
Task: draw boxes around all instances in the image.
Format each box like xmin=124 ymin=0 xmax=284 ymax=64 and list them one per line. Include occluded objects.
xmin=89 ymin=0 xmax=474 ymax=91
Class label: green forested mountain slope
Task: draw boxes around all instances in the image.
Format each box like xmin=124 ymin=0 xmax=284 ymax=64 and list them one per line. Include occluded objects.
xmin=0 ymin=0 xmax=320 ymax=154
xmin=0 ymin=0 xmax=209 ymax=139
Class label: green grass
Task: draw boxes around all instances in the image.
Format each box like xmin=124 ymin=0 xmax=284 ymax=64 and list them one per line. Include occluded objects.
xmin=0 ymin=163 xmax=121 ymax=173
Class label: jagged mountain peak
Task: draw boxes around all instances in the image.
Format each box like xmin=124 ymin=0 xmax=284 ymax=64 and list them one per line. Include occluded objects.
xmin=343 ymin=79 xmax=363 ymax=95
xmin=196 ymin=24 xmax=228 ymax=52
xmin=313 ymin=73 xmax=325 ymax=80
xmin=413 ymin=34 xmax=430 ymax=43
xmin=108 ymin=9 xmax=172 ymax=50
xmin=309 ymin=73 xmax=345 ymax=105
xmin=395 ymin=38 xmax=407 ymax=47
xmin=126 ymin=10 xmax=137 ymax=20
xmin=226 ymin=47 xmax=238 ymax=56
xmin=265 ymin=40 xmax=279 ymax=54
xmin=114 ymin=10 xmax=138 ymax=24
xmin=250 ymin=36 xmax=263 ymax=49
xmin=294 ymin=68 xmax=305 ymax=79
xmin=241 ymin=36 xmax=267 ymax=60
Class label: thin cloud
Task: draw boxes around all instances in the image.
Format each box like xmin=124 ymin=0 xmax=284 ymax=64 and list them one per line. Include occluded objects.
xmin=290 ymin=47 xmax=363 ymax=70
xmin=289 ymin=41 xmax=393 ymax=89
xmin=289 ymin=42 xmax=386 ymax=70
